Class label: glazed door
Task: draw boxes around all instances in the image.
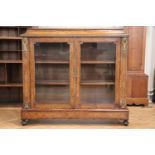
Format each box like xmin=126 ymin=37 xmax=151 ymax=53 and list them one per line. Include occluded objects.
xmin=30 ymin=39 xmax=75 ymax=109
xmin=76 ymin=38 xmax=121 ymax=109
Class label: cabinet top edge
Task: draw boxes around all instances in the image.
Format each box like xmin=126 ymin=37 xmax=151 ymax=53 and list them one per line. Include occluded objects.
xmin=21 ymin=28 xmax=128 ymax=37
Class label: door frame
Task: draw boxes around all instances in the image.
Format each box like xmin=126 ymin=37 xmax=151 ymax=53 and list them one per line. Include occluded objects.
xmin=29 ymin=37 xmax=75 ymax=109
xmin=74 ymin=37 xmax=121 ymax=109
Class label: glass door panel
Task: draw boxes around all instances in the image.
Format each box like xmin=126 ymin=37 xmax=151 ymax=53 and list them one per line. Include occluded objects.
xmin=81 ymin=64 xmax=115 ymax=83
xmin=34 ymin=42 xmax=70 ymax=105
xmin=35 ymin=43 xmax=69 ymax=61
xmin=81 ymin=42 xmax=115 ymax=61
xmin=80 ymin=42 xmax=116 ymax=105
xmin=36 ymin=85 xmax=69 ymax=103
xmin=80 ymin=85 xmax=115 ymax=104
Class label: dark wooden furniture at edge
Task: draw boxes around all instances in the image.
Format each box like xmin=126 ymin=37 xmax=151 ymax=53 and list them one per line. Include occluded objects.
xmin=0 ymin=27 xmax=29 ymax=106
xmin=21 ymin=28 xmax=129 ymax=125
xmin=125 ymin=27 xmax=148 ymax=106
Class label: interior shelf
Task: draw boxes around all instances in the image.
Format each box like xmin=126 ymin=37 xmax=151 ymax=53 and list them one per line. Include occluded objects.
xmin=0 ymin=50 xmax=22 ymax=52
xmin=80 ymin=81 xmax=115 ymax=85
xmin=0 ymin=37 xmax=22 ymax=40
xmin=36 ymin=80 xmax=69 ymax=85
xmin=81 ymin=61 xmax=115 ymax=64
xmin=0 ymin=83 xmax=23 ymax=87
xmin=0 ymin=60 xmax=22 ymax=63
xmin=35 ymin=60 xmax=69 ymax=64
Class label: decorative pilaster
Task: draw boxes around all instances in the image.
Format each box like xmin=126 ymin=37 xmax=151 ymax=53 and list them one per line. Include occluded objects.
xmin=120 ymin=37 xmax=128 ymax=108
xmin=22 ymin=38 xmax=31 ymax=109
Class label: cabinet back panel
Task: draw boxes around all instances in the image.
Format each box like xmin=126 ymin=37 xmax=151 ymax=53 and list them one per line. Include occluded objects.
xmin=0 ymin=64 xmax=6 ymax=83
xmin=0 ymin=63 xmax=22 ymax=84
xmin=0 ymin=40 xmax=21 ymax=51
xmin=7 ymin=64 xmax=22 ymax=83
xmin=0 ymin=51 xmax=22 ymax=60
xmin=0 ymin=28 xmax=17 ymax=37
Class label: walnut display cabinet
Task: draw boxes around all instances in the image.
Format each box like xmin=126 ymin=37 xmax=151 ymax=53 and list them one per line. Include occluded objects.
xmin=21 ymin=28 xmax=129 ymax=125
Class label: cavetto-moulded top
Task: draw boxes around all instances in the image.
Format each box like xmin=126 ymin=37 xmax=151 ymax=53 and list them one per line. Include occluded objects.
xmin=21 ymin=28 xmax=128 ymax=38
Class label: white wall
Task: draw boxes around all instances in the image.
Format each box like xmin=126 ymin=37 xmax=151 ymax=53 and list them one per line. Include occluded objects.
xmin=145 ymin=26 xmax=155 ymax=98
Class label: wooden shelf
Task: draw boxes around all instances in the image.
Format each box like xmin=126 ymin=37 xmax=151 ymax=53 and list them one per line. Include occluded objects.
xmin=0 ymin=50 xmax=22 ymax=52
xmin=0 ymin=83 xmax=23 ymax=87
xmin=0 ymin=37 xmax=22 ymax=40
xmin=36 ymin=60 xmax=69 ymax=64
xmin=36 ymin=80 xmax=69 ymax=85
xmin=0 ymin=60 xmax=22 ymax=63
xmin=81 ymin=61 xmax=115 ymax=64
xmin=81 ymin=81 xmax=115 ymax=86
xmin=0 ymin=103 xmax=22 ymax=107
